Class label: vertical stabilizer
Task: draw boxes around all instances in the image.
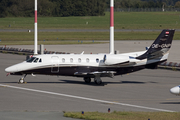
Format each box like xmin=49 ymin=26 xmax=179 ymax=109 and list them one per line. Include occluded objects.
xmin=136 ymin=29 xmax=175 ymax=60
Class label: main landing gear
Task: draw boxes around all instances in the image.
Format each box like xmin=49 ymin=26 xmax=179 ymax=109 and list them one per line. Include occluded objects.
xmin=18 ymin=74 xmax=27 ymax=84
xmin=83 ymin=76 xmax=102 ymax=85
xmin=94 ymin=76 xmax=102 ymax=85
xmin=84 ymin=77 xmax=91 ymax=83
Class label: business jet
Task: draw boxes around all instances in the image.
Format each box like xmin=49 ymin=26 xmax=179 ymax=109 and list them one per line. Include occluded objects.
xmin=5 ymin=29 xmax=175 ymax=85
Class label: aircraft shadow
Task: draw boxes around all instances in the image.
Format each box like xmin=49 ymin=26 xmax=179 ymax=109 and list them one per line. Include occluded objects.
xmin=0 ymin=81 xmax=63 ymax=84
xmin=60 ymin=80 xmax=146 ymax=86
xmin=160 ymin=102 xmax=180 ymax=104
xmin=0 ymin=80 xmax=147 ymax=86
xmin=121 ymin=81 xmax=145 ymax=84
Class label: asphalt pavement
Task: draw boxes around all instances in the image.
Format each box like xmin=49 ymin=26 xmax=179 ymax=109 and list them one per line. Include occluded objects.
xmin=0 ymin=40 xmax=180 ymax=120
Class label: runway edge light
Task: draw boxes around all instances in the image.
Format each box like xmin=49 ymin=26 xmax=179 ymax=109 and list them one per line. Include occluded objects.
xmin=108 ymin=108 xmax=111 ymax=113
xmin=82 ymin=111 xmax=84 ymax=115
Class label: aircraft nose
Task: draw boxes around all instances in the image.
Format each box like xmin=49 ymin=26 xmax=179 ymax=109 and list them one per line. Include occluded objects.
xmin=170 ymin=86 xmax=180 ymax=95
xmin=5 ymin=66 xmax=18 ymax=73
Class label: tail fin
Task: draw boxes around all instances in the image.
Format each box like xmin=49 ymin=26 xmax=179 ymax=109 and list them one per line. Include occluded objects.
xmin=136 ymin=29 xmax=175 ymax=60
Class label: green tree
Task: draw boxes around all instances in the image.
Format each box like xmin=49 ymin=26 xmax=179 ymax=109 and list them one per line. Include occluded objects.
xmin=175 ymin=1 xmax=180 ymax=8
xmin=38 ymin=0 xmax=54 ymax=16
xmin=0 ymin=0 xmax=104 ymax=17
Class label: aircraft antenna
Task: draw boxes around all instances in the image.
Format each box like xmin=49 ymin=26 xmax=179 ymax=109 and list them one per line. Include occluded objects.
xmin=110 ymin=0 xmax=114 ymax=54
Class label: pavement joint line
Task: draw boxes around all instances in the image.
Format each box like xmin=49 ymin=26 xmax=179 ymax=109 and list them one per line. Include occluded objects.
xmin=0 ymin=84 xmax=175 ymax=112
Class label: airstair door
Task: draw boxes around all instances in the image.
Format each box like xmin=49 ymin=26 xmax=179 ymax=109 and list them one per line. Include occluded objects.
xmin=51 ymin=56 xmax=59 ymax=73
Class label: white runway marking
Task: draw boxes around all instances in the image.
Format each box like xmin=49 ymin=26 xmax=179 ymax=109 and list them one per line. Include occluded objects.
xmin=0 ymin=84 xmax=175 ymax=112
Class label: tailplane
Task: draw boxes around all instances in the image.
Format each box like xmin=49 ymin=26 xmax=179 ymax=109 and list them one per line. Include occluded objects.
xmin=136 ymin=29 xmax=175 ymax=60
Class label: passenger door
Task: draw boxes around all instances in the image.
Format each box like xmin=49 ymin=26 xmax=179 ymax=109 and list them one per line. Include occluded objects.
xmin=51 ymin=56 xmax=59 ymax=73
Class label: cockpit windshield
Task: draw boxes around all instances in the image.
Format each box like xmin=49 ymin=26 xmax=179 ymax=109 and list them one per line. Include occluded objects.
xmin=26 ymin=57 xmax=42 ymax=63
xmin=33 ymin=58 xmax=39 ymax=63
xmin=26 ymin=57 xmax=36 ymax=62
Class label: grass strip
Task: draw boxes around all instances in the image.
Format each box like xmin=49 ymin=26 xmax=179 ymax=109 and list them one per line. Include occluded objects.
xmin=64 ymin=111 xmax=180 ymax=120
xmin=0 ymin=31 xmax=180 ymax=45
xmin=1 ymin=12 xmax=180 ymax=29
xmin=0 ymin=40 xmax=104 ymax=45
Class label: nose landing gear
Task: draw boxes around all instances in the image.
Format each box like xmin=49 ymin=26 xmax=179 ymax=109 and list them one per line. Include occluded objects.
xmin=18 ymin=74 xmax=27 ymax=84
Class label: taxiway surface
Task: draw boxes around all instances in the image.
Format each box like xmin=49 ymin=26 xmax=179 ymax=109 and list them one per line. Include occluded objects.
xmin=0 ymin=41 xmax=180 ymax=119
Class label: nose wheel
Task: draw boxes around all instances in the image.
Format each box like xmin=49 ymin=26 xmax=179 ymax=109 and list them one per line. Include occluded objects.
xmin=18 ymin=74 xmax=27 ymax=84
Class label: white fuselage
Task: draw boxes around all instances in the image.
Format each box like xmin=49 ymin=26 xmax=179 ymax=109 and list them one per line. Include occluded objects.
xmin=5 ymin=50 xmax=168 ymax=76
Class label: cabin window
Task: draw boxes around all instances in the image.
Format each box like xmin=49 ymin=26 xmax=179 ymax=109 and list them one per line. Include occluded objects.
xmin=70 ymin=58 xmax=73 ymax=63
xmin=96 ymin=58 xmax=99 ymax=63
xmin=26 ymin=57 xmax=36 ymax=63
xmin=78 ymin=58 xmax=81 ymax=63
xmin=86 ymin=58 xmax=89 ymax=63
xmin=39 ymin=59 xmax=42 ymax=62
xmin=62 ymin=58 xmax=65 ymax=63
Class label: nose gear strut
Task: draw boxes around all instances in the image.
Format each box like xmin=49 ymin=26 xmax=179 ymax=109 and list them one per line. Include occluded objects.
xmin=18 ymin=74 xmax=27 ymax=84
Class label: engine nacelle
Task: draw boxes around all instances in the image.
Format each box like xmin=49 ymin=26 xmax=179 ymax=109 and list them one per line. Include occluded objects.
xmin=103 ymin=54 xmax=129 ymax=65
xmin=170 ymin=85 xmax=180 ymax=95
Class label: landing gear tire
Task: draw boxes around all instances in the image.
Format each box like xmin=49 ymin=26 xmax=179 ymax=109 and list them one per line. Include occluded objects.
xmin=94 ymin=80 xmax=102 ymax=85
xmin=84 ymin=77 xmax=91 ymax=83
xmin=18 ymin=74 xmax=27 ymax=84
xmin=94 ymin=77 xmax=102 ymax=85
xmin=19 ymin=79 xmax=25 ymax=84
